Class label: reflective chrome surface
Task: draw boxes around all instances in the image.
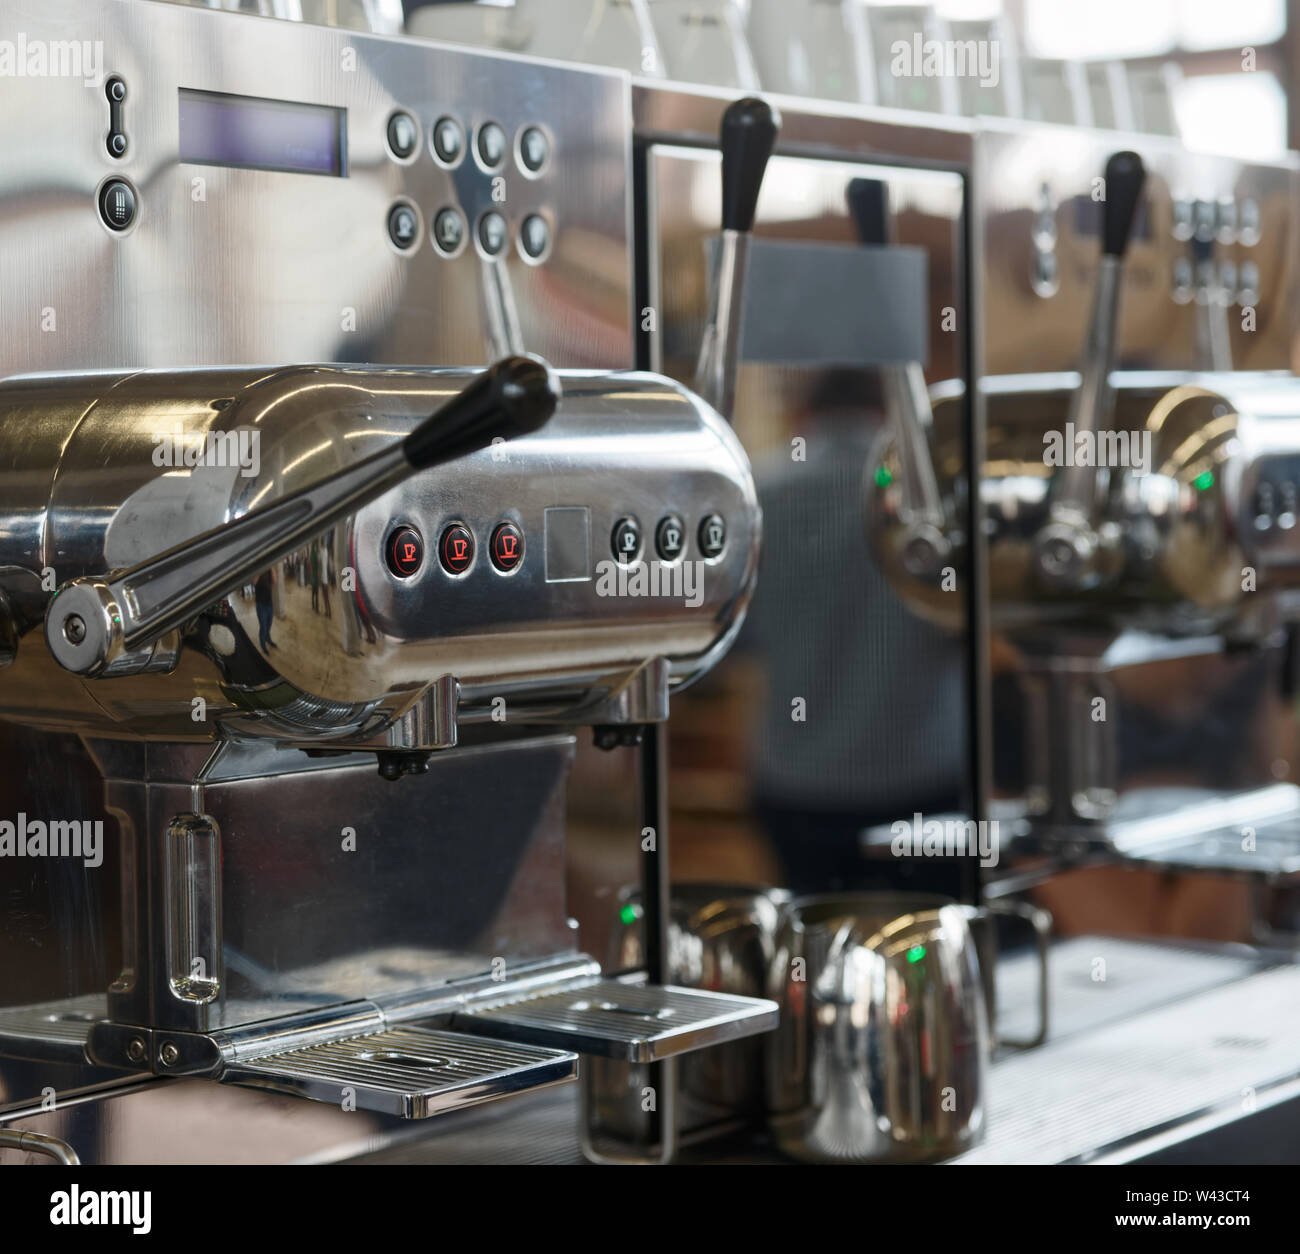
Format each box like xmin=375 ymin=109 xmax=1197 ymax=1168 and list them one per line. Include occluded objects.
xmin=871 ymin=373 xmax=1300 ymax=635
xmin=974 ymin=122 xmax=1297 ymax=379
xmin=0 ymin=365 xmax=759 ymax=744
xmin=225 ymin=1025 xmax=578 ymax=1119
xmin=584 ymin=883 xmax=788 ymax=1158
xmin=766 ymin=893 xmax=989 ymax=1163
xmin=637 ymin=87 xmax=975 ymax=888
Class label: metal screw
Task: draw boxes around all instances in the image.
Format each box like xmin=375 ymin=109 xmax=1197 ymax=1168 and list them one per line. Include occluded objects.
xmin=159 ymin=1041 xmax=179 ymax=1066
xmin=126 ymin=1037 xmax=145 ymax=1063
xmin=62 ymin=614 xmax=86 ymax=645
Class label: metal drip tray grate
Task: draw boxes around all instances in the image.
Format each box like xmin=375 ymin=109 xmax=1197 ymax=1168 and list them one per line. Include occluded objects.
xmin=222 ymin=1026 xmax=577 ymax=1119
xmin=454 ymin=979 xmax=779 ymax=1062
xmin=0 ymin=993 xmax=105 ymax=1064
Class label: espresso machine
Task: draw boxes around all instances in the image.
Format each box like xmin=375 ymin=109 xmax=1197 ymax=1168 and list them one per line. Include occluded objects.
xmin=870 ymin=119 xmax=1300 ymax=887
xmin=0 ymin=0 xmax=788 ymax=1166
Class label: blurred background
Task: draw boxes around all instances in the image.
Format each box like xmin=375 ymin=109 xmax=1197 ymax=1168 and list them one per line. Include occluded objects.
xmin=399 ymin=0 xmax=1292 ymax=157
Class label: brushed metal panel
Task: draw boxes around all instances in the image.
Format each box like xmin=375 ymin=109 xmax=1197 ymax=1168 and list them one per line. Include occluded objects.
xmin=0 ymin=0 xmax=634 ymax=374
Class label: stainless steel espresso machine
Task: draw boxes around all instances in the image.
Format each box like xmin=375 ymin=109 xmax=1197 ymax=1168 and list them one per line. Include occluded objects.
xmin=871 ymin=122 xmax=1300 ymax=881
xmin=0 ymin=0 xmax=784 ymax=1166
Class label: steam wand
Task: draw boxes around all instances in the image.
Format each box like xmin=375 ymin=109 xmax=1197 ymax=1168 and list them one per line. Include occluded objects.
xmin=1033 ymin=150 xmax=1147 ymax=589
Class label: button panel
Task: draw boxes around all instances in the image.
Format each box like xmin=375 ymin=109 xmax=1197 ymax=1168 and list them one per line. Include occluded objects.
xmin=396 ymin=508 xmax=733 ymax=585
xmin=375 ymin=107 xmax=556 ymax=266
xmin=1246 ymin=458 xmax=1300 ymax=572
xmin=1167 ymin=191 xmax=1265 ymax=306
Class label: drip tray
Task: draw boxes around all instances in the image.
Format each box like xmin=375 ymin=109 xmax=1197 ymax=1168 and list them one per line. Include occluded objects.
xmin=0 ymin=993 xmax=104 ymax=1064
xmin=453 ymin=979 xmax=779 ymax=1062
xmin=222 ymin=1026 xmax=577 ymax=1119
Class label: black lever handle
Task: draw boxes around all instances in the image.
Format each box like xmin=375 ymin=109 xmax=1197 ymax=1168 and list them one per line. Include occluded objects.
xmin=720 ymin=96 xmax=780 ymax=234
xmin=847 ymin=177 xmax=889 ymax=247
xmin=1102 ymin=150 xmax=1146 ymax=258
xmin=404 ymin=354 xmax=558 ymax=468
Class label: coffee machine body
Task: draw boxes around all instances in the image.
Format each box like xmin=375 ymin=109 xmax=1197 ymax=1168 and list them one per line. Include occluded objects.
xmin=0 ymin=0 xmax=776 ymax=1162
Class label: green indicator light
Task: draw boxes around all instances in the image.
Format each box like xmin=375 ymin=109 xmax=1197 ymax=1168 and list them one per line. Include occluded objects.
xmin=619 ymin=904 xmax=640 ymax=927
xmin=1194 ymin=470 xmax=1214 ymax=491
xmin=874 ymin=465 xmax=893 ymax=488
xmin=906 ymin=944 xmax=926 ymax=964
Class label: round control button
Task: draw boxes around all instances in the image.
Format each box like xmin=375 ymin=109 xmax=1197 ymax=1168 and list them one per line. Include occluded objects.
xmin=1239 ymin=198 xmax=1261 ymax=245
xmin=612 ymin=516 xmax=642 ymax=565
xmin=490 ymin=522 xmax=525 ymax=572
xmin=99 ymin=179 xmax=136 ymax=231
xmin=655 ymin=514 xmax=686 ymax=562
xmin=439 ymin=523 xmax=475 ymax=575
xmin=518 ymin=126 xmax=550 ymax=174
xmin=698 ymin=513 xmax=726 ymax=559
xmin=387 ymin=111 xmax=418 ymax=160
xmin=478 ymin=211 xmax=508 ymax=257
xmin=432 ymin=207 xmax=466 ymax=256
xmin=106 ymin=76 xmax=127 ymax=103
xmin=1239 ymin=259 xmax=1261 ymax=305
xmin=108 ymin=132 xmax=128 ymax=158
xmin=476 ymin=121 xmax=507 ymax=170
xmin=1193 ymin=199 xmax=1216 ymax=243
xmin=519 ymin=214 xmax=550 ymax=261
xmin=387 ymin=202 xmax=419 ymax=250
xmin=1216 ymin=197 xmax=1238 ymax=244
xmin=387 ymin=525 xmax=424 ymax=578
xmin=432 ymin=116 xmax=464 ymax=166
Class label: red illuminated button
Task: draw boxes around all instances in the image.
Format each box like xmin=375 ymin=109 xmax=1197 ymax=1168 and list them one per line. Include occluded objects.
xmin=438 ymin=523 xmax=475 ymax=575
xmin=490 ymin=521 xmax=524 ymax=572
xmin=387 ymin=525 xmax=425 ymax=578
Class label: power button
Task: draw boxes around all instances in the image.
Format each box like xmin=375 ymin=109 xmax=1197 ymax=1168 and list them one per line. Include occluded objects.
xmin=99 ymin=179 xmax=136 ymax=231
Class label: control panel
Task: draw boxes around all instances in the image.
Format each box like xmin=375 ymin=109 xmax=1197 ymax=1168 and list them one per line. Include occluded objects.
xmin=978 ymin=121 xmax=1297 ymax=376
xmin=0 ymin=0 xmax=634 ymax=376
xmin=1249 ymin=458 xmax=1300 ymax=538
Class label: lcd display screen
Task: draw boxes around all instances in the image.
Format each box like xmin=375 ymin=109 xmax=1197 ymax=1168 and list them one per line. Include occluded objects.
xmin=178 ymin=88 xmax=346 ymax=177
